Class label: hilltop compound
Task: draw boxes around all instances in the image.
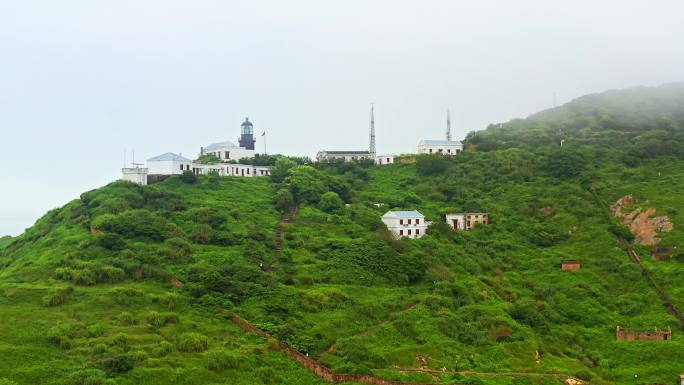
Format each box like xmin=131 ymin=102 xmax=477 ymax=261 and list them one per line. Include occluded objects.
xmin=122 ymin=118 xmax=270 ymax=185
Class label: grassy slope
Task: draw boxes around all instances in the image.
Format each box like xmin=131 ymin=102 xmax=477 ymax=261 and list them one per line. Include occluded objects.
xmin=264 ymin=153 xmax=683 ymax=385
xmin=0 ymin=176 xmax=325 ymax=385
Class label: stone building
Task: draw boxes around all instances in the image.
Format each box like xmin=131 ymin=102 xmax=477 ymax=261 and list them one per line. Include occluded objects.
xmin=561 ymin=260 xmax=581 ymax=271
xmin=445 ymin=213 xmax=489 ymax=230
xmin=615 ymin=326 xmax=672 ymax=341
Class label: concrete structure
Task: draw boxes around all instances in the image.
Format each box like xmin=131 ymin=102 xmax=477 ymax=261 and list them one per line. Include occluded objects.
xmin=316 ymin=150 xmax=373 ymax=162
xmin=561 ymin=260 xmax=581 ymax=271
xmin=615 ymin=326 xmax=672 ymax=341
xmin=381 ymin=210 xmax=429 ymax=239
xmin=147 ymin=153 xmax=193 ymax=175
xmin=417 ymin=139 xmax=463 ymax=155
xmin=445 ymin=213 xmax=489 ymax=231
xmin=202 ymin=140 xmax=255 ymax=162
xmin=375 ymin=155 xmax=394 ymax=165
xmin=121 ymin=167 xmax=148 ymax=185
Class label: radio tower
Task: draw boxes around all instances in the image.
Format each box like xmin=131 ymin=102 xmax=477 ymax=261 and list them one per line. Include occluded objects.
xmin=369 ymin=103 xmax=376 ymax=157
xmin=446 ymin=109 xmax=452 ymax=141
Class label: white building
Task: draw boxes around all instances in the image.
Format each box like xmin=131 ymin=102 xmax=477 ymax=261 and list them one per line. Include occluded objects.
xmin=375 ymin=154 xmax=395 ymax=165
xmin=316 ymin=150 xmax=373 ymax=162
xmin=121 ymin=167 xmax=148 ymax=185
xmin=201 ymin=140 xmax=255 ymax=162
xmin=417 ymin=140 xmax=463 ymax=156
xmin=381 ymin=210 xmax=429 ymax=239
xmin=445 ymin=213 xmax=489 ymax=231
xmin=147 ymin=153 xmax=193 ymax=175
xmin=191 ymin=163 xmax=271 ymax=177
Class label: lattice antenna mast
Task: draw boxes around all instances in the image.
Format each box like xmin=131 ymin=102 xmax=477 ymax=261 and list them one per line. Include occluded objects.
xmin=369 ymin=103 xmax=376 ymax=157
xmin=446 ymin=109 xmax=452 ymax=141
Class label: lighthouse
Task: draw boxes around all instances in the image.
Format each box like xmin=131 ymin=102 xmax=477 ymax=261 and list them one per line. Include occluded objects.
xmin=239 ymin=117 xmax=256 ymax=150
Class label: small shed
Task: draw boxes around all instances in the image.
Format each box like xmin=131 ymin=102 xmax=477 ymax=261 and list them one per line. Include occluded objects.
xmin=561 ymin=260 xmax=581 ymax=271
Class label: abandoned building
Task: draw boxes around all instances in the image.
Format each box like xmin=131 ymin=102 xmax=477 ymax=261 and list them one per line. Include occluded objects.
xmin=615 ymin=326 xmax=672 ymax=341
xmin=561 ymin=260 xmax=581 ymax=271
xmin=445 ymin=213 xmax=489 ymax=231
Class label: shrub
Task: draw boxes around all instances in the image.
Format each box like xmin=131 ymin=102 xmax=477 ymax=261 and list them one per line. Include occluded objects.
xmin=102 ymin=354 xmax=134 ymax=373
xmin=109 ymin=333 xmax=130 ymax=351
xmin=42 ymin=287 xmax=73 ymax=307
xmin=318 ymin=191 xmax=343 ymax=213
xmin=92 ymin=343 xmax=108 ymax=355
xmin=205 ymin=350 xmax=240 ymax=371
xmin=177 ymin=332 xmax=209 ymax=352
xmin=118 ymin=311 xmax=135 ymax=326
xmin=190 ymin=224 xmax=214 ymax=244
xmin=0 ymin=379 xmax=18 ymax=385
xmin=180 ymin=171 xmax=198 ymax=184
xmin=72 ymin=269 xmax=97 ymax=286
xmin=87 ymin=323 xmax=109 ymax=338
xmin=275 ymin=188 xmax=294 ymax=212
xmin=152 ymin=341 xmax=173 ymax=357
xmin=416 ymin=154 xmax=450 ymax=175
xmin=66 ymin=369 xmax=115 ymax=385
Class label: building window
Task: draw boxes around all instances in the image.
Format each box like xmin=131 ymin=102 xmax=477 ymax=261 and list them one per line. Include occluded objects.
xmin=416 ymin=219 xmax=420 ymax=225
xmin=408 ymin=219 xmax=412 ymax=224
xmin=416 ymin=229 xmax=420 ymax=235
xmin=447 ymin=149 xmax=451 ymax=153
xmin=225 ymin=151 xmax=230 ymax=159
xmin=180 ymin=164 xmax=183 ymax=171
xmin=399 ymin=230 xmax=403 ymax=236
xmin=408 ymin=229 xmax=412 ymax=235
xmin=247 ymin=168 xmax=250 ymax=175
xmin=429 ymin=149 xmax=433 ymax=153
xmin=438 ymin=148 xmax=443 ymax=153
xmin=399 ymin=219 xmax=404 ymax=225
xmin=386 ymin=158 xmax=390 ymax=162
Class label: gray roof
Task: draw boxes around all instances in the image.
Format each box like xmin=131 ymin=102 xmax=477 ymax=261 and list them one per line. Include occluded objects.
xmin=204 ymin=140 xmax=239 ymax=151
xmin=383 ymin=210 xmax=425 ymax=218
xmin=418 ymin=139 xmax=462 ymax=146
xmin=320 ymin=150 xmax=371 ymax=155
xmin=147 ymin=152 xmax=192 ymax=162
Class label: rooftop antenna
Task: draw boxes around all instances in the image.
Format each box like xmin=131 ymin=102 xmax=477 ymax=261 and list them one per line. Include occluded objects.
xmin=369 ymin=103 xmax=376 ymax=157
xmin=446 ymin=109 xmax=452 ymax=141
xmin=123 ymin=148 xmax=127 ymax=168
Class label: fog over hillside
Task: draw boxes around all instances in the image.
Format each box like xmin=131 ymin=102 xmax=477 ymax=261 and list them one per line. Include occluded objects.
xmin=2 ymin=0 xmax=684 ymax=235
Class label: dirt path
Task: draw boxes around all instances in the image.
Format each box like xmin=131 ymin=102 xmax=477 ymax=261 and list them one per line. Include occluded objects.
xmin=268 ymin=203 xmax=298 ymax=272
xmin=318 ymin=300 xmax=420 ymax=358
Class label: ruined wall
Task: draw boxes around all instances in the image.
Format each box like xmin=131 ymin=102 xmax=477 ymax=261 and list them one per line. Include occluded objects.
xmin=561 ymin=261 xmax=581 ymax=271
xmin=616 ymin=326 xmax=672 ymax=341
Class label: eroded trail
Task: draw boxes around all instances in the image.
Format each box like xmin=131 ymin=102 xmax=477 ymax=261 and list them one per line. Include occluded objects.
xmin=229 ymin=314 xmax=582 ymax=385
xmin=318 ymin=300 xmax=420 ymax=358
xmin=268 ymin=203 xmax=298 ymax=272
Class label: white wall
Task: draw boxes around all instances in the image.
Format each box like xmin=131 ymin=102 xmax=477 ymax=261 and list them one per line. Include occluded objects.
xmin=381 ymin=215 xmax=429 ymax=239
xmin=121 ymin=168 xmax=148 ymax=185
xmin=148 ymin=159 xmax=192 ymax=175
xmin=205 ymin=147 xmax=255 ymax=161
xmin=417 ymin=143 xmax=463 ymax=155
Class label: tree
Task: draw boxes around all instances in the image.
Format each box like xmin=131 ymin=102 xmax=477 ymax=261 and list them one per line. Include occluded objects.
xmin=285 ymin=166 xmax=328 ymax=204
xmin=271 ymin=157 xmax=298 ymax=183
xmin=180 ymin=171 xmax=198 ymax=184
xmin=318 ymin=191 xmax=343 ymax=213
xmin=275 ymin=188 xmax=294 ymax=212
xmin=416 ymin=154 xmax=450 ymax=175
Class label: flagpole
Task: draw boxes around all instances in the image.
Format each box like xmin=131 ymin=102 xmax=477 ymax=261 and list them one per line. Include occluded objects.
xmin=263 ymin=131 xmax=267 ymax=155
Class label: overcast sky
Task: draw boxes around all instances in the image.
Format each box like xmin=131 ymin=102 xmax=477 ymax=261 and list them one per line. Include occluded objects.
xmin=1 ymin=0 xmax=683 ymax=236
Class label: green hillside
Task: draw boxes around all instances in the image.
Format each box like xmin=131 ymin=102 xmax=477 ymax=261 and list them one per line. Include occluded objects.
xmin=2 ymin=84 xmax=684 ymax=385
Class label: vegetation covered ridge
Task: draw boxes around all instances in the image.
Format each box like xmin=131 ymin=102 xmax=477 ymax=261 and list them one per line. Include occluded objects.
xmin=2 ymin=84 xmax=684 ymax=385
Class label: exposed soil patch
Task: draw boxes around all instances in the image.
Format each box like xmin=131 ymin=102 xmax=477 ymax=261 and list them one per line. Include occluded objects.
xmin=611 ymin=195 xmax=673 ymax=245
